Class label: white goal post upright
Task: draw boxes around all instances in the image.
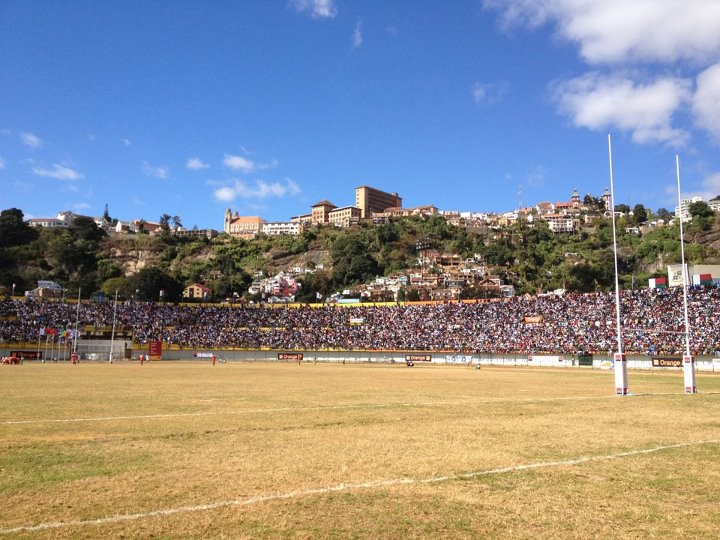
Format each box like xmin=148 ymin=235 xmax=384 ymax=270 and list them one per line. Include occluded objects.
xmin=608 ymin=134 xmax=628 ymax=395
xmin=676 ymin=155 xmax=696 ymax=394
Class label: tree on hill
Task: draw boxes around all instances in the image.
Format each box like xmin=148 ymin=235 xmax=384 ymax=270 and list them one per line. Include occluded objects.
xmin=632 ymin=204 xmax=648 ymax=225
xmin=126 ymin=267 xmax=183 ymax=302
xmin=159 ymin=214 xmax=172 ymax=232
xmin=687 ymin=201 xmax=715 ymax=232
xmin=0 ymin=208 xmax=38 ymax=247
xmin=331 ymin=234 xmax=380 ymax=286
xmin=72 ymin=215 xmax=106 ymax=242
xmin=688 ymin=201 xmax=714 ymax=219
xmin=614 ymin=204 xmax=631 ymax=214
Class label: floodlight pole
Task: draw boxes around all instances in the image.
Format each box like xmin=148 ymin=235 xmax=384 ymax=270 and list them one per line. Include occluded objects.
xmin=109 ymin=290 xmax=118 ymax=364
xmin=676 ymin=155 xmax=696 ymax=393
xmin=73 ymin=287 xmax=81 ymax=354
xmin=608 ymin=134 xmax=628 ymax=395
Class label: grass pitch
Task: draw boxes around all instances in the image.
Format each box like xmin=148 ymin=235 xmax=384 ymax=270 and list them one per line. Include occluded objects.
xmin=1 ymin=361 xmax=720 ymax=539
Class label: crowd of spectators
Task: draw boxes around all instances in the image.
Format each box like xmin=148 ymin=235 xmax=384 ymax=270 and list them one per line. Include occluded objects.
xmin=1 ymin=286 xmax=719 ymax=355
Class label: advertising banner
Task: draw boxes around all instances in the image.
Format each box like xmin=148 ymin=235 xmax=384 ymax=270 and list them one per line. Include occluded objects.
xmin=278 ymin=353 xmax=303 ymax=361
xmin=444 ymin=354 xmax=472 ymax=364
xmin=405 ymin=354 xmax=432 ymax=362
xmin=651 ymin=357 xmax=683 ymax=368
xmin=10 ymin=350 xmax=42 ymax=360
xmin=148 ymin=341 xmax=163 ymax=357
xmin=528 ymin=355 xmax=565 ymax=366
xmin=667 ymin=264 xmax=687 ymax=287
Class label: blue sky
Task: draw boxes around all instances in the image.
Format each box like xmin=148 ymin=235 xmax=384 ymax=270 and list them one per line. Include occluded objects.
xmin=2 ymin=0 xmax=720 ymax=230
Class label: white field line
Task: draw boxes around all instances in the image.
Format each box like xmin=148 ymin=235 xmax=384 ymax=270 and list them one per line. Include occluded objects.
xmin=1 ymin=439 xmax=717 ymax=535
xmin=0 ymin=393 xmax=680 ymax=426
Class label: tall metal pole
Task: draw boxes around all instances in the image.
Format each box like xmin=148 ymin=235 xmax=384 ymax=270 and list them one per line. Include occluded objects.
xmin=608 ymin=134 xmax=628 ymax=395
xmin=73 ymin=287 xmax=81 ymax=353
xmin=109 ymin=290 xmax=118 ymax=363
xmin=676 ymin=155 xmax=696 ymax=393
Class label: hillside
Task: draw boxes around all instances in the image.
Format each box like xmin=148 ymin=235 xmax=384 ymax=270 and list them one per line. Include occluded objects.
xmin=1 ymin=207 xmax=719 ymax=301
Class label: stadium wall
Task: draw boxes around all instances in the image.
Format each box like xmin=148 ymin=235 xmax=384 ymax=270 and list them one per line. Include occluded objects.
xmin=4 ymin=345 xmax=720 ymax=372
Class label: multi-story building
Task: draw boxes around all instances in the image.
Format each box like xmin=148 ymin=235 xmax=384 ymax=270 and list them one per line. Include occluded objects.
xmin=173 ymin=228 xmax=218 ymax=239
xmin=570 ymin=189 xmax=581 ymax=206
xmin=290 ymin=213 xmax=313 ymax=226
xmin=675 ymin=196 xmax=703 ymax=222
xmin=543 ymin=214 xmax=576 ymax=233
xmin=26 ymin=218 xmax=69 ymax=229
xmin=224 ymin=209 xmax=264 ymax=238
xmin=311 ymin=200 xmax=337 ymax=224
xmin=328 ymin=206 xmax=361 ymax=228
xmin=355 ymin=185 xmax=402 ymax=219
xmin=601 ymin=188 xmax=611 ymax=210
xmin=183 ymin=283 xmax=211 ymax=300
xmin=262 ymin=221 xmax=304 ymax=236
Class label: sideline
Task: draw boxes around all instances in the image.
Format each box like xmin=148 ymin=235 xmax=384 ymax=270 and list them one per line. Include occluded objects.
xmin=1 ymin=439 xmax=717 ymax=535
xmin=0 ymin=393 xmax=683 ymax=425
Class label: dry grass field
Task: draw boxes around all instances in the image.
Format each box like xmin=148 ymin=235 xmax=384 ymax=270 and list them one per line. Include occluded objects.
xmin=1 ymin=361 xmax=720 ymax=539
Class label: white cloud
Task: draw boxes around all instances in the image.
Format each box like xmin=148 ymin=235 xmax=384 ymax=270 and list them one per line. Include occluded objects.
xmin=692 ymin=63 xmax=720 ymax=143
xmin=214 ymin=186 xmax=236 ymax=202
xmin=20 ymin=132 xmax=43 ymax=148
xmin=0 ymin=157 xmax=5 ymax=169
xmin=72 ymin=203 xmax=91 ymax=211
xmin=552 ymin=72 xmax=692 ymax=146
xmin=223 ymin=153 xmax=277 ymax=173
xmin=290 ymin=0 xmax=336 ymax=19
xmin=665 ymin=172 xmax=720 ymax=204
xmin=213 ymin=178 xmax=301 ymax=202
xmin=353 ymin=21 xmax=363 ymax=48
xmin=186 ymin=157 xmax=210 ymax=170
xmin=484 ymin=0 xmax=720 ymax=65
xmin=472 ymin=81 xmax=509 ymax=105
xmin=32 ymin=163 xmax=84 ymax=180
xmin=141 ymin=161 xmax=170 ymax=179
xmin=122 ymin=138 xmax=132 ymax=147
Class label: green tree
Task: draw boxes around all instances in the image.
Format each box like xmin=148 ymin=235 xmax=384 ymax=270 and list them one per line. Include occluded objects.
xmin=0 ymin=208 xmax=38 ymax=247
xmin=632 ymin=204 xmax=648 ymax=225
xmin=688 ymin=201 xmax=714 ymax=219
xmin=331 ymin=235 xmax=380 ymax=286
xmin=126 ymin=267 xmax=183 ymax=302
xmin=101 ymin=277 xmax=129 ymax=297
xmin=688 ymin=201 xmax=715 ymax=232
xmin=405 ymin=289 xmax=420 ymax=301
xmin=615 ymin=204 xmax=631 ymax=214
xmin=159 ymin=214 xmax=172 ymax=233
xmin=72 ymin=216 xmax=106 ymax=242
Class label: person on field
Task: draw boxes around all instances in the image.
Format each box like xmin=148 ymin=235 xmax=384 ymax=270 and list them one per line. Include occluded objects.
xmin=211 ymin=353 xmax=216 ymax=366
xmin=139 ymin=353 xmax=145 ymax=365
xmin=71 ymin=352 xmax=78 ymax=365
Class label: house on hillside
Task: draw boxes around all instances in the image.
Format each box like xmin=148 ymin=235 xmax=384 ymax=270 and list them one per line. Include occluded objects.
xmin=183 ymin=283 xmax=211 ymax=300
